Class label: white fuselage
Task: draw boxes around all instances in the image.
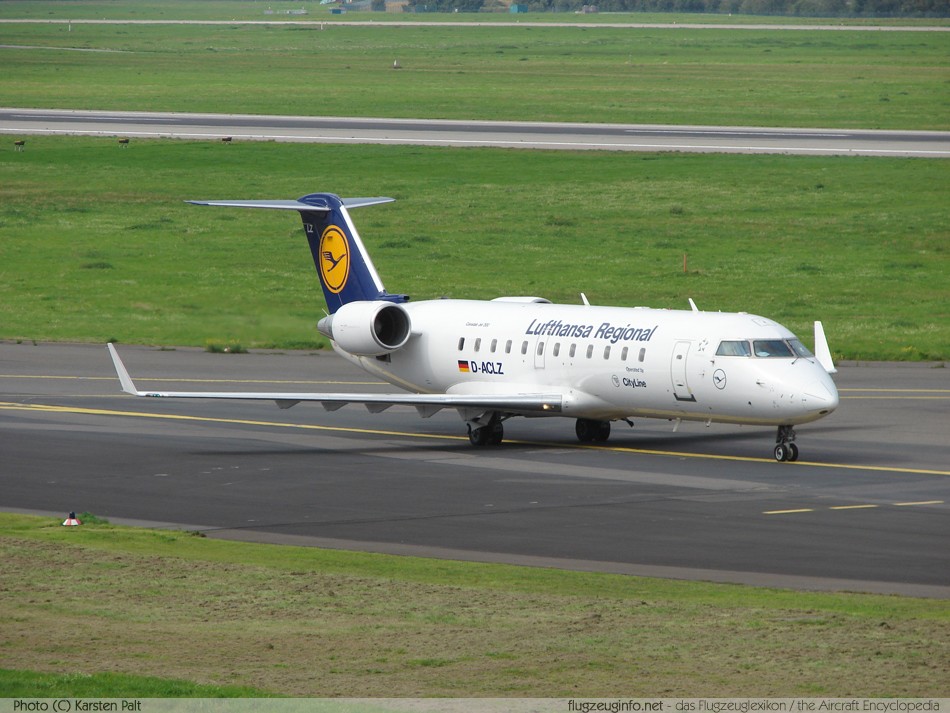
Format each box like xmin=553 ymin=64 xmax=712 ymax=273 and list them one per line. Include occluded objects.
xmin=333 ymin=299 xmax=840 ymax=427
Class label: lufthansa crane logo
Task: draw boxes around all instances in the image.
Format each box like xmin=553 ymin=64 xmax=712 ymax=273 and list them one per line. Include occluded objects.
xmin=319 ymin=225 xmax=350 ymax=294
xmin=713 ymin=369 xmax=727 ymax=390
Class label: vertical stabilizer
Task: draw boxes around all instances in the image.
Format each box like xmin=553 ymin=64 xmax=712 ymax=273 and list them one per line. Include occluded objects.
xmin=188 ymin=193 xmax=406 ymax=314
xmin=297 ymin=193 xmax=396 ymax=313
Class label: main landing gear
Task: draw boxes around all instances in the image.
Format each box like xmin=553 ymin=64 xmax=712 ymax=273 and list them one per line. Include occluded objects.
xmin=468 ymin=414 xmax=504 ymax=446
xmin=575 ymin=418 xmax=611 ymax=443
xmin=468 ymin=415 xmax=615 ymax=446
xmin=774 ymin=424 xmax=799 ymax=462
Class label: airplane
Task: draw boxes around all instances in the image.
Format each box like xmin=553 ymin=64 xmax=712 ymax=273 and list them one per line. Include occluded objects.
xmin=108 ymin=192 xmax=839 ymax=462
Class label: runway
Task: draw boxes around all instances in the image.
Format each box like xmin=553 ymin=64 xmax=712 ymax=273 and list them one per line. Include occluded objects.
xmin=3 ymin=108 xmax=949 ymax=157
xmin=2 ymin=342 xmax=948 ymax=597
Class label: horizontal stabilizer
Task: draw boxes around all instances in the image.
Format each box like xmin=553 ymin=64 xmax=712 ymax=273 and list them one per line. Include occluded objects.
xmin=187 ymin=197 xmax=394 ymax=212
xmin=107 ymin=345 xmax=561 ymax=415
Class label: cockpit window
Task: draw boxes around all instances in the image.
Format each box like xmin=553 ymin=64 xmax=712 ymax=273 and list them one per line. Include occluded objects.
xmin=789 ymin=339 xmax=813 ymax=358
xmin=753 ymin=340 xmax=795 ymax=358
xmin=718 ymin=338 xmax=814 ymax=358
xmin=716 ymin=340 xmax=752 ymax=357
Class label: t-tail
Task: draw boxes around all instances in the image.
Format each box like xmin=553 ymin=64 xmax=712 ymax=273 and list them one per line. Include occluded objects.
xmin=188 ymin=193 xmax=407 ymax=313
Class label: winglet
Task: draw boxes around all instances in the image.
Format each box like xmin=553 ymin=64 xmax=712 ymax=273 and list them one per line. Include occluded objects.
xmin=107 ymin=344 xmax=141 ymax=395
xmin=813 ymin=321 xmax=837 ymax=374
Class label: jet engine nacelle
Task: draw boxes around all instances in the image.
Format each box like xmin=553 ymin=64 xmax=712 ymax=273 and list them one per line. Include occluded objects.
xmin=317 ymin=301 xmax=411 ymax=356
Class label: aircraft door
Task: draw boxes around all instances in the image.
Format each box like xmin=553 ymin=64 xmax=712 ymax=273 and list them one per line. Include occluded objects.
xmin=534 ymin=335 xmax=546 ymax=370
xmin=671 ymin=340 xmax=696 ymax=402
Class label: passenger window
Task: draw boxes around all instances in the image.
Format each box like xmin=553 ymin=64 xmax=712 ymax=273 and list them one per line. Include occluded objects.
xmin=716 ymin=340 xmax=752 ymax=357
xmin=458 ymin=337 xmax=465 ymax=351
xmin=753 ymin=340 xmax=794 ymax=358
xmin=569 ymin=344 xmax=576 ymax=358
xmin=553 ymin=343 xmax=560 ymax=357
xmin=603 ymin=346 xmax=611 ymax=360
xmin=586 ymin=345 xmax=593 ymax=359
xmin=638 ymin=347 xmax=646 ymax=362
xmin=537 ymin=341 xmax=545 ymax=356
xmin=521 ymin=341 xmax=528 ymax=355
xmin=505 ymin=340 xmax=512 ymax=354
xmin=621 ymin=347 xmax=628 ymax=361
xmin=474 ymin=338 xmax=481 ymax=352
xmin=490 ymin=339 xmax=497 ymax=353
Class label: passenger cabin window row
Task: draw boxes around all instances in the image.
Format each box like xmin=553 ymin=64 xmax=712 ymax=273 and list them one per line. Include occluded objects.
xmin=457 ymin=337 xmax=646 ymax=363
xmin=716 ymin=339 xmax=813 ymax=358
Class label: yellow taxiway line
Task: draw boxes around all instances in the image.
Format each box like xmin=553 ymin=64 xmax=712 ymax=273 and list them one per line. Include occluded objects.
xmin=2 ymin=399 xmax=948 ymax=477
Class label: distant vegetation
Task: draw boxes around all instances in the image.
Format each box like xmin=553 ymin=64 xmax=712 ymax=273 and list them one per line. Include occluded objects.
xmin=0 ymin=0 xmax=945 ymax=20
xmin=413 ymin=0 xmax=948 ymax=16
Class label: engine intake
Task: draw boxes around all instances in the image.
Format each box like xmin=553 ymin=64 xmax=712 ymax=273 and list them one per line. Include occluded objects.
xmin=317 ymin=301 xmax=411 ymax=356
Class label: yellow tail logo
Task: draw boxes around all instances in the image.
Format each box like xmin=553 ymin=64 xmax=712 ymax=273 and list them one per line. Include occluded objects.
xmin=319 ymin=225 xmax=350 ymax=294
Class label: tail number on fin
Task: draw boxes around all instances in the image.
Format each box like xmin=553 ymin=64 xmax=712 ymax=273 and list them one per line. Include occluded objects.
xmin=319 ymin=225 xmax=350 ymax=294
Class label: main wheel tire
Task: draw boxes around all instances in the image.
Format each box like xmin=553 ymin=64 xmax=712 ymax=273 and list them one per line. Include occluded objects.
xmin=469 ymin=426 xmax=489 ymax=447
xmin=774 ymin=443 xmax=789 ymax=462
xmin=488 ymin=420 xmax=504 ymax=445
xmin=787 ymin=443 xmax=799 ymax=462
xmin=577 ymin=419 xmax=610 ymax=443
xmin=576 ymin=419 xmax=594 ymax=442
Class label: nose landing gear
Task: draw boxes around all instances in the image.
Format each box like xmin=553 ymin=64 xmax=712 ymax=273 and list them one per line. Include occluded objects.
xmin=774 ymin=425 xmax=799 ymax=462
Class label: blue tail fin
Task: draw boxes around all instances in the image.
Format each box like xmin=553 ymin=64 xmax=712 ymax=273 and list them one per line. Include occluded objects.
xmin=188 ymin=193 xmax=407 ymax=313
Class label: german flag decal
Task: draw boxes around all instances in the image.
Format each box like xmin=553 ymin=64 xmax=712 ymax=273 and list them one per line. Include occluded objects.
xmin=458 ymin=360 xmax=470 ymax=373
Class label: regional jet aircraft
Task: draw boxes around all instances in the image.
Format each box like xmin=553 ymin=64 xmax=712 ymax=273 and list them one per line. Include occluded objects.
xmin=108 ymin=193 xmax=839 ymax=461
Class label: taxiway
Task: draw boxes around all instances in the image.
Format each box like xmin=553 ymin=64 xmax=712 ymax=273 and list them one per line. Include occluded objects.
xmin=3 ymin=108 xmax=949 ymax=157
xmin=2 ymin=342 xmax=948 ymax=596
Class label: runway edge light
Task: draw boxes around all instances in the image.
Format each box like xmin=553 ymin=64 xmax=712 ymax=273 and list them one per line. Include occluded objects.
xmin=62 ymin=512 xmax=81 ymax=527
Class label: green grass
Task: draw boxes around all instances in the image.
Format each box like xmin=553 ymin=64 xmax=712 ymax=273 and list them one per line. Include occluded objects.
xmin=1 ymin=137 xmax=947 ymax=360
xmin=0 ymin=669 xmax=273 ymax=698
xmin=1 ymin=513 xmax=947 ymax=697
xmin=0 ymin=22 xmax=947 ymax=128
xmin=1 ymin=1 xmax=947 ymax=23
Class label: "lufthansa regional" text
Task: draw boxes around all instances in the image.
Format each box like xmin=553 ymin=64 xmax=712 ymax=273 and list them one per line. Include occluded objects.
xmin=525 ymin=319 xmax=658 ymax=344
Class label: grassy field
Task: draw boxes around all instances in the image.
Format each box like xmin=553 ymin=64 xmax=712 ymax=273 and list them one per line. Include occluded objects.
xmin=1 ymin=513 xmax=948 ymax=697
xmin=1 ymin=137 xmax=947 ymax=360
xmin=0 ymin=669 xmax=271 ymax=698
xmin=1 ymin=22 xmax=947 ymax=128
xmin=1 ymin=1 xmax=947 ymax=24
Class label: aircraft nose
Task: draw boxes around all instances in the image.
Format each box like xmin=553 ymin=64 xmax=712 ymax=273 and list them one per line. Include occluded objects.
xmin=804 ymin=378 xmax=839 ymax=415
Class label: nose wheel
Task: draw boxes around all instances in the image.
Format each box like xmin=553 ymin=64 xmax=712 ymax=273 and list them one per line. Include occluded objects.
xmin=774 ymin=425 xmax=799 ymax=462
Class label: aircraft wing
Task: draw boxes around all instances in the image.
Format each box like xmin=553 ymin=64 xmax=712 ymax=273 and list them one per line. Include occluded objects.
xmin=107 ymin=345 xmax=561 ymax=416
